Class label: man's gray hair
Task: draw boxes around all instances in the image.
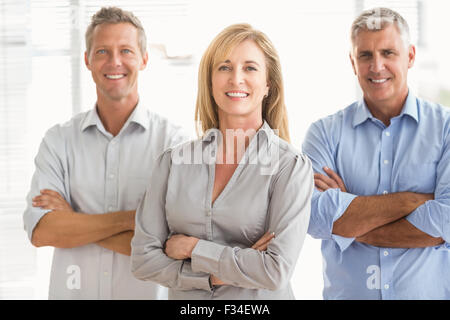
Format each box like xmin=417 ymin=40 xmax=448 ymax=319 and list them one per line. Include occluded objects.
xmin=351 ymin=7 xmax=410 ymax=47
xmin=85 ymin=7 xmax=147 ymax=56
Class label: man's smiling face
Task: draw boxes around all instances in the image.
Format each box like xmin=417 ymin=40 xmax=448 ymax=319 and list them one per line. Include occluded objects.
xmin=350 ymin=24 xmax=415 ymax=111
xmin=85 ymin=22 xmax=148 ymax=102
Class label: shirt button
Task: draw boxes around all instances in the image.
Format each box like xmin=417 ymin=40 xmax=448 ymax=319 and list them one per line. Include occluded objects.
xmin=383 ymin=250 xmax=389 ymax=256
xmin=385 ymin=131 xmax=391 ymax=136
xmin=109 ymin=173 xmax=115 ymax=179
xmin=108 ymin=206 xmax=114 ymax=211
xmin=384 ymin=284 xmax=390 ymax=290
xmin=383 ymin=190 xmax=388 ymax=195
xmin=207 ymin=211 xmax=211 ymax=216
xmin=383 ymin=160 xmax=389 ymax=165
xmin=104 ymin=271 xmax=109 ymax=276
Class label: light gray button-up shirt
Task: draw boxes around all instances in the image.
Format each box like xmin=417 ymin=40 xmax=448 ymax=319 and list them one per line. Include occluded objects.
xmin=131 ymin=121 xmax=313 ymax=299
xmin=23 ymin=103 xmax=189 ymax=299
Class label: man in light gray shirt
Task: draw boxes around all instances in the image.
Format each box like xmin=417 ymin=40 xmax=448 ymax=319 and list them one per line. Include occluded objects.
xmin=23 ymin=7 xmax=189 ymax=299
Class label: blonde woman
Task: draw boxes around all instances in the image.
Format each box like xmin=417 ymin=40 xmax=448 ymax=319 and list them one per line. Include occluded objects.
xmin=131 ymin=24 xmax=313 ymax=299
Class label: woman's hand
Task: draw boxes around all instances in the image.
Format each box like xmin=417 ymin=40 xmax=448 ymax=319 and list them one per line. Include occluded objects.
xmin=164 ymin=234 xmax=199 ymax=260
xmin=251 ymin=231 xmax=275 ymax=251
xmin=210 ymin=274 xmax=226 ymax=286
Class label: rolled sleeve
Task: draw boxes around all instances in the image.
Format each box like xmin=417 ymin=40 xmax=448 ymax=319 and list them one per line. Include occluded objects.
xmin=406 ymin=199 xmax=450 ymax=243
xmin=23 ymin=207 xmax=51 ymax=241
xmin=310 ymin=188 xmax=357 ymax=251
xmin=303 ymin=120 xmax=357 ymax=252
xmin=23 ymin=126 xmax=69 ymax=241
xmin=406 ymin=130 xmax=450 ymax=244
xmin=131 ymin=150 xmax=212 ymax=292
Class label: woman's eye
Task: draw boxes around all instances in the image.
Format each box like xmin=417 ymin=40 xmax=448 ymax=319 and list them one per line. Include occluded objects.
xmin=218 ymin=65 xmax=230 ymax=71
xmin=97 ymin=49 xmax=106 ymax=54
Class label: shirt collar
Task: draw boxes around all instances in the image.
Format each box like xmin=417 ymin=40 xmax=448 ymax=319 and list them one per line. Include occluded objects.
xmin=80 ymin=100 xmax=149 ymax=133
xmin=80 ymin=104 xmax=103 ymax=132
xmin=400 ymin=92 xmax=419 ymax=123
xmin=352 ymin=90 xmax=418 ymax=128
xmin=128 ymin=101 xmax=150 ymax=130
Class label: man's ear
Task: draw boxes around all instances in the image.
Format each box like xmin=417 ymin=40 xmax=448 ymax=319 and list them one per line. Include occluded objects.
xmin=84 ymin=51 xmax=91 ymax=70
xmin=140 ymin=51 xmax=149 ymax=71
xmin=408 ymin=44 xmax=416 ymax=69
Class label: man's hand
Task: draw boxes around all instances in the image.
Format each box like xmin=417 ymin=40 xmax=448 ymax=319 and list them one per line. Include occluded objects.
xmin=314 ymin=167 xmax=347 ymax=192
xmin=164 ymin=234 xmax=199 ymax=260
xmin=30 ymin=189 xmax=136 ymax=250
xmin=32 ymin=189 xmax=73 ymax=211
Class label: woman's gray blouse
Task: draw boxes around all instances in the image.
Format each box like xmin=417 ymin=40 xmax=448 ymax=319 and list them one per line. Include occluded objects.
xmin=131 ymin=121 xmax=313 ymax=299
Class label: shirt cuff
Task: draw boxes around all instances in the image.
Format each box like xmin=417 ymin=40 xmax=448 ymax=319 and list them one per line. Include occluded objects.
xmin=24 ymin=207 xmax=51 ymax=241
xmin=406 ymin=202 xmax=445 ymax=240
xmin=331 ymin=234 xmax=356 ymax=251
xmin=179 ymin=260 xmax=213 ymax=292
xmin=330 ymin=191 xmax=357 ymax=251
xmin=191 ymin=239 xmax=226 ymax=275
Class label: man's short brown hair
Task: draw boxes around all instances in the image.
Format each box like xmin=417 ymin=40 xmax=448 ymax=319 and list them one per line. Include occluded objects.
xmin=85 ymin=7 xmax=147 ymax=56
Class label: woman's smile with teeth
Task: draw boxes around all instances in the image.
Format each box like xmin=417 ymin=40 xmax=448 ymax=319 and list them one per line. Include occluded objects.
xmin=226 ymin=91 xmax=249 ymax=98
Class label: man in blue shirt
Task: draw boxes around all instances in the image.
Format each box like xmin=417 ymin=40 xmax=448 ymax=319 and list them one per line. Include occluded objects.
xmin=303 ymin=7 xmax=450 ymax=299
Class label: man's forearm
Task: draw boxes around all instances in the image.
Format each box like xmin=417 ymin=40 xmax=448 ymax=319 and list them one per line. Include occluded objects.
xmin=32 ymin=210 xmax=135 ymax=248
xmin=97 ymin=231 xmax=134 ymax=256
xmin=356 ymin=218 xmax=444 ymax=248
xmin=332 ymin=192 xmax=433 ymax=238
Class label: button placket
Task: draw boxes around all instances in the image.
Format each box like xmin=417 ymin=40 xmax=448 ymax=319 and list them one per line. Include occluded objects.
xmin=379 ymin=127 xmax=393 ymax=196
xmin=105 ymin=139 xmax=119 ymax=213
xmin=100 ymin=138 xmax=119 ymax=299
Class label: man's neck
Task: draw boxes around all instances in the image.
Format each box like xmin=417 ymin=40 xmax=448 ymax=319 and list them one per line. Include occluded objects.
xmin=365 ymin=91 xmax=409 ymax=127
xmin=96 ymin=94 xmax=139 ymax=137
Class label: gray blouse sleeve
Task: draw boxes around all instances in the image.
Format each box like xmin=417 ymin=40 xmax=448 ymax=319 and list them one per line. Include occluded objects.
xmin=191 ymin=153 xmax=314 ymax=290
xmin=131 ymin=149 xmax=212 ymax=291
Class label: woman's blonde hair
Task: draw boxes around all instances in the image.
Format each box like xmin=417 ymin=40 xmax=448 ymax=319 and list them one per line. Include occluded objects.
xmin=195 ymin=23 xmax=290 ymax=142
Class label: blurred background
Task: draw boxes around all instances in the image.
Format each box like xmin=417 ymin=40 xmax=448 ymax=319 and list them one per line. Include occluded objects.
xmin=1 ymin=0 xmax=449 ymax=299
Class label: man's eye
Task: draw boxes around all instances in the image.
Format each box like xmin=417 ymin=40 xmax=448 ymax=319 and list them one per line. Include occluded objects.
xmin=122 ymin=49 xmax=131 ymax=54
xmin=359 ymin=53 xmax=371 ymax=59
xmin=97 ymin=49 xmax=106 ymax=54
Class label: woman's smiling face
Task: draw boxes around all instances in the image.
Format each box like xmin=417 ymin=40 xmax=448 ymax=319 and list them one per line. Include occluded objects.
xmin=212 ymin=39 xmax=269 ymax=122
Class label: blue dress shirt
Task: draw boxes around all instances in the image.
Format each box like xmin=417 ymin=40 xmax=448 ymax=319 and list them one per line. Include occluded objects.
xmin=302 ymin=92 xmax=450 ymax=299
